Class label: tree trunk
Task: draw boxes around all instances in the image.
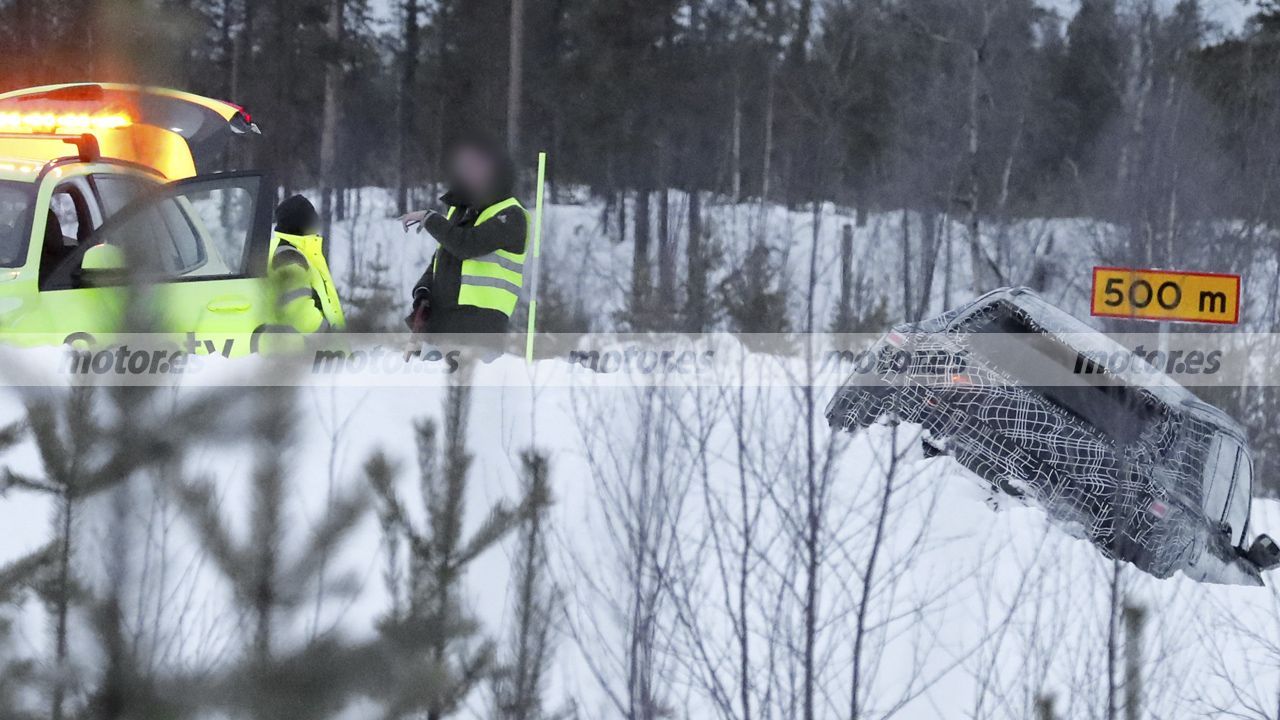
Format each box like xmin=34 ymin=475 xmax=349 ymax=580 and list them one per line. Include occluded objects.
xmin=507 ymin=0 xmax=525 ymax=159
xmin=49 ymin=494 xmax=73 ymax=720
xmin=396 ymin=0 xmax=420 ymax=216
xmin=806 ymin=201 xmax=821 ymax=333
xmin=731 ymin=72 xmax=742 ymax=202
xmin=319 ymin=0 xmax=344 ymax=246
xmin=966 ymin=43 xmax=985 ymax=295
xmin=760 ymin=64 xmax=775 ymax=212
xmin=231 ymin=0 xmax=255 ymax=170
xmin=1035 ymin=695 xmax=1057 ymax=720
xmin=657 ymin=188 xmax=674 ymax=315
xmin=901 ymin=209 xmax=913 ymax=321
xmin=916 ymin=211 xmax=939 ymax=321
xmin=1123 ymin=604 xmax=1145 ymax=720
xmin=851 ymin=429 xmax=898 ymax=720
xmin=1106 ymin=559 xmax=1121 ymax=720
xmin=802 ymin=390 xmax=820 ymax=720
xmin=13 ymin=0 xmax=32 ymax=86
xmin=943 ymin=215 xmax=953 ymax=309
xmin=617 ymin=188 xmax=627 ymax=244
xmin=632 ymin=189 xmax=651 ymax=324
xmin=684 ymin=189 xmax=706 ymax=332
xmin=838 ymin=223 xmax=853 ymax=331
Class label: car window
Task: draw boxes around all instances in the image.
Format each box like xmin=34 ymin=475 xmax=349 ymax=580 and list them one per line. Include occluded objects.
xmin=94 ymin=175 xmax=154 ymax=218
xmin=84 ymin=174 xmax=261 ymax=282
xmin=49 ymin=192 xmax=79 ymax=241
xmin=1229 ymin=455 xmax=1252 ymax=546
xmin=168 ymin=182 xmax=258 ymax=276
xmin=0 ymin=181 xmax=33 ymax=268
xmin=91 ymin=198 xmax=207 ymax=277
xmin=155 ymin=198 xmax=205 ymax=272
xmin=1204 ymin=435 xmax=1249 ymax=545
xmin=49 ymin=183 xmax=95 ymax=243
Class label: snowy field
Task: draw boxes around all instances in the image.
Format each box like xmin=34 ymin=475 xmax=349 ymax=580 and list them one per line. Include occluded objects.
xmin=2 ymin=191 xmax=1279 ymax=718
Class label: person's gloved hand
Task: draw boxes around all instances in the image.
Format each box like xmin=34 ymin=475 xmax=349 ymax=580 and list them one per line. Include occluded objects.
xmin=412 ymin=286 xmax=431 ymax=309
xmin=398 ymin=210 xmax=438 ymax=233
xmin=405 ymin=287 xmax=431 ymax=334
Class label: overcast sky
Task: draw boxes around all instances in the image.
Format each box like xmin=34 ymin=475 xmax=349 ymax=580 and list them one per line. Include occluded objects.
xmin=1048 ymin=0 xmax=1260 ymax=33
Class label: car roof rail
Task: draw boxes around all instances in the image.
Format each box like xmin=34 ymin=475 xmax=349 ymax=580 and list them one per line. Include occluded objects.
xmin=62 ymin=133 xmax=99 ymax=162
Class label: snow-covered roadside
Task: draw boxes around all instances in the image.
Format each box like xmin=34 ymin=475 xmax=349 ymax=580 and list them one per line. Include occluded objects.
xmin=1 ymin=373 xmax=1277 ymax=718
xmin=2 ymin=192 xmax=1279 ymax=717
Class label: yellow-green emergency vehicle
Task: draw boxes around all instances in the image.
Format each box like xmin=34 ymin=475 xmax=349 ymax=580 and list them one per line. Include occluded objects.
xmin=0 ymin=83 xmax=344 ymax=354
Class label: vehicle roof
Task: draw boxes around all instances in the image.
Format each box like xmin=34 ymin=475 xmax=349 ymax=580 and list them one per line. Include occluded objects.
xmin=0 ymin=157 xmax=45 ymax=183
xmin=0 ymin=127 xmax=196 ymax=180
xmin=0 ymin=154 xmax=164 ymax=185
xmin=0 ymin=83 xmax=246 ymax=124
xmin=0 ymin=83 xmax=254 ymax=179
xmin=949 ymin=287 xmax=1247 ymax=439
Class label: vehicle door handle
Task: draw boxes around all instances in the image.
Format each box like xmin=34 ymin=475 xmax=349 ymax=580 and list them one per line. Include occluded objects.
xmin=207 ymin=298 xmax=252 ymax=313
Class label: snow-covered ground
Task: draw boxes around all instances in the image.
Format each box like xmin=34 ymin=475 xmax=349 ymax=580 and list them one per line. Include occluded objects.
xmin=2 ymin=191 xmax=1279 ymax=718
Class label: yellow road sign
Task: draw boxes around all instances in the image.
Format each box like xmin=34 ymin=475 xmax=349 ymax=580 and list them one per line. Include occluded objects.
xmin=1090 ymin=266 xmax=1240 ymax=325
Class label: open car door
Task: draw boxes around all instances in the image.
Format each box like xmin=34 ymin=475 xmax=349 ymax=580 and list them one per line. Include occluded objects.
xmin=0 ymin=83 xmax=258 ymax=179
xmin=47 ymin=171 xmax=277 ymax=355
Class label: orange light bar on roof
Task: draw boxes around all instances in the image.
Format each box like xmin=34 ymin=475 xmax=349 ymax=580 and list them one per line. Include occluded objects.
xmin=0 ymin=112 xmax=132 ymax=133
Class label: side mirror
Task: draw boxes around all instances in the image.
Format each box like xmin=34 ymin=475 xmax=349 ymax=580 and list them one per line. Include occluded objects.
xmin=1246 ymin=534 xmax=1280 ymax=572
xmin=76 ymin=244 xmax=128 ymax=286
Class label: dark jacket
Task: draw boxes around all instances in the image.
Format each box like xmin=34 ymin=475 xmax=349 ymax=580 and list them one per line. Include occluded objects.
xmin=412 ymin=190 xmax=528 ymax=334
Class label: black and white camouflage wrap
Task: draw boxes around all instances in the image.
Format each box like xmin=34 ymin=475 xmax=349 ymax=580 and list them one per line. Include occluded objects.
xmin=827 ymin=288 xmax=1264 ymax=585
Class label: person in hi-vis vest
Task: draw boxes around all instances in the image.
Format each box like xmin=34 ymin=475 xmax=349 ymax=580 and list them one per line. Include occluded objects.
xmin=271 ymin=194 xmax=345 ymax=333
xmin=399 ymin=132 xmax=529 ymax=335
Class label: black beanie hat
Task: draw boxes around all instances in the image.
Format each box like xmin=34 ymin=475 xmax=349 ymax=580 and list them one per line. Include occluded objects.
xmin=275 ymin=194 xmax=321 ymax=235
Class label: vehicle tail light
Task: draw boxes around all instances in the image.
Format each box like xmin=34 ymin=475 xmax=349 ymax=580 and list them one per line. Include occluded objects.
xmin=225 ymin=101 xmax=251 ymax=124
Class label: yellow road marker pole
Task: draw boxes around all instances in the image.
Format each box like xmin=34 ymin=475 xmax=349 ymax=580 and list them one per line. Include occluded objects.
xmin=525 ymin=151 xmax=548 ymax=365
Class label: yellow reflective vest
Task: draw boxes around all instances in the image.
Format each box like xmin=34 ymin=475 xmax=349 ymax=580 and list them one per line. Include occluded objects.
xmin=436 ymin=198 xmax=529 ymax=317
xmin=268 ymin=231 xmax=346 ymax=333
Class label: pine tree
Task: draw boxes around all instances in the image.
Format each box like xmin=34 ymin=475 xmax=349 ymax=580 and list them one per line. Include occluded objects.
xmin=397 ymin=0 xmax=422 ymax=215
xmin=0 ymin=388 xmax=187 ymax=719
xmin=83 ymin=481 xmax=187 ymax=720
xmin=0 ymin=534 xmax=47 ymax=720
xmin=1057 ymin=0 xmax=1126 ymax=173
xmin=528 ymin=269 xmax=592 ymax=335
xmin=368 ymin=384 xmax=534 ymax=719
xmin=0 ymin=609 xmax=36 ymax=720
xmin=344 ymin=245 xmax=403 ymax=332
xmin=721 ymin=240 xmax=790 ymax=335
xmin=681 ymin=189 xmax=726 ymax=333
xmin=173 ymin=386 xmax=370 ymax=720
xmin=491 ymin=449 xmax=567 ymax=720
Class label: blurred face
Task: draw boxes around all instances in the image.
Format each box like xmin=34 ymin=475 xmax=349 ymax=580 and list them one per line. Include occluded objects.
xmin=449 ymin=144 xmax=497 ymax=199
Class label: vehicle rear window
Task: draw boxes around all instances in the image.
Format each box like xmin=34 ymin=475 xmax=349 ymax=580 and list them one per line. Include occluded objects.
xmin=967 ymin=303 xmax=1160 ymax=444
xmin=0 ymin=181 xmax=34 ymax=268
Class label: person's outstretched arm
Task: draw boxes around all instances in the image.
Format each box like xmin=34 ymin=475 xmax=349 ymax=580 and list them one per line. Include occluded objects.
xmin=420 ymin=206 xmax=527 ymax=259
